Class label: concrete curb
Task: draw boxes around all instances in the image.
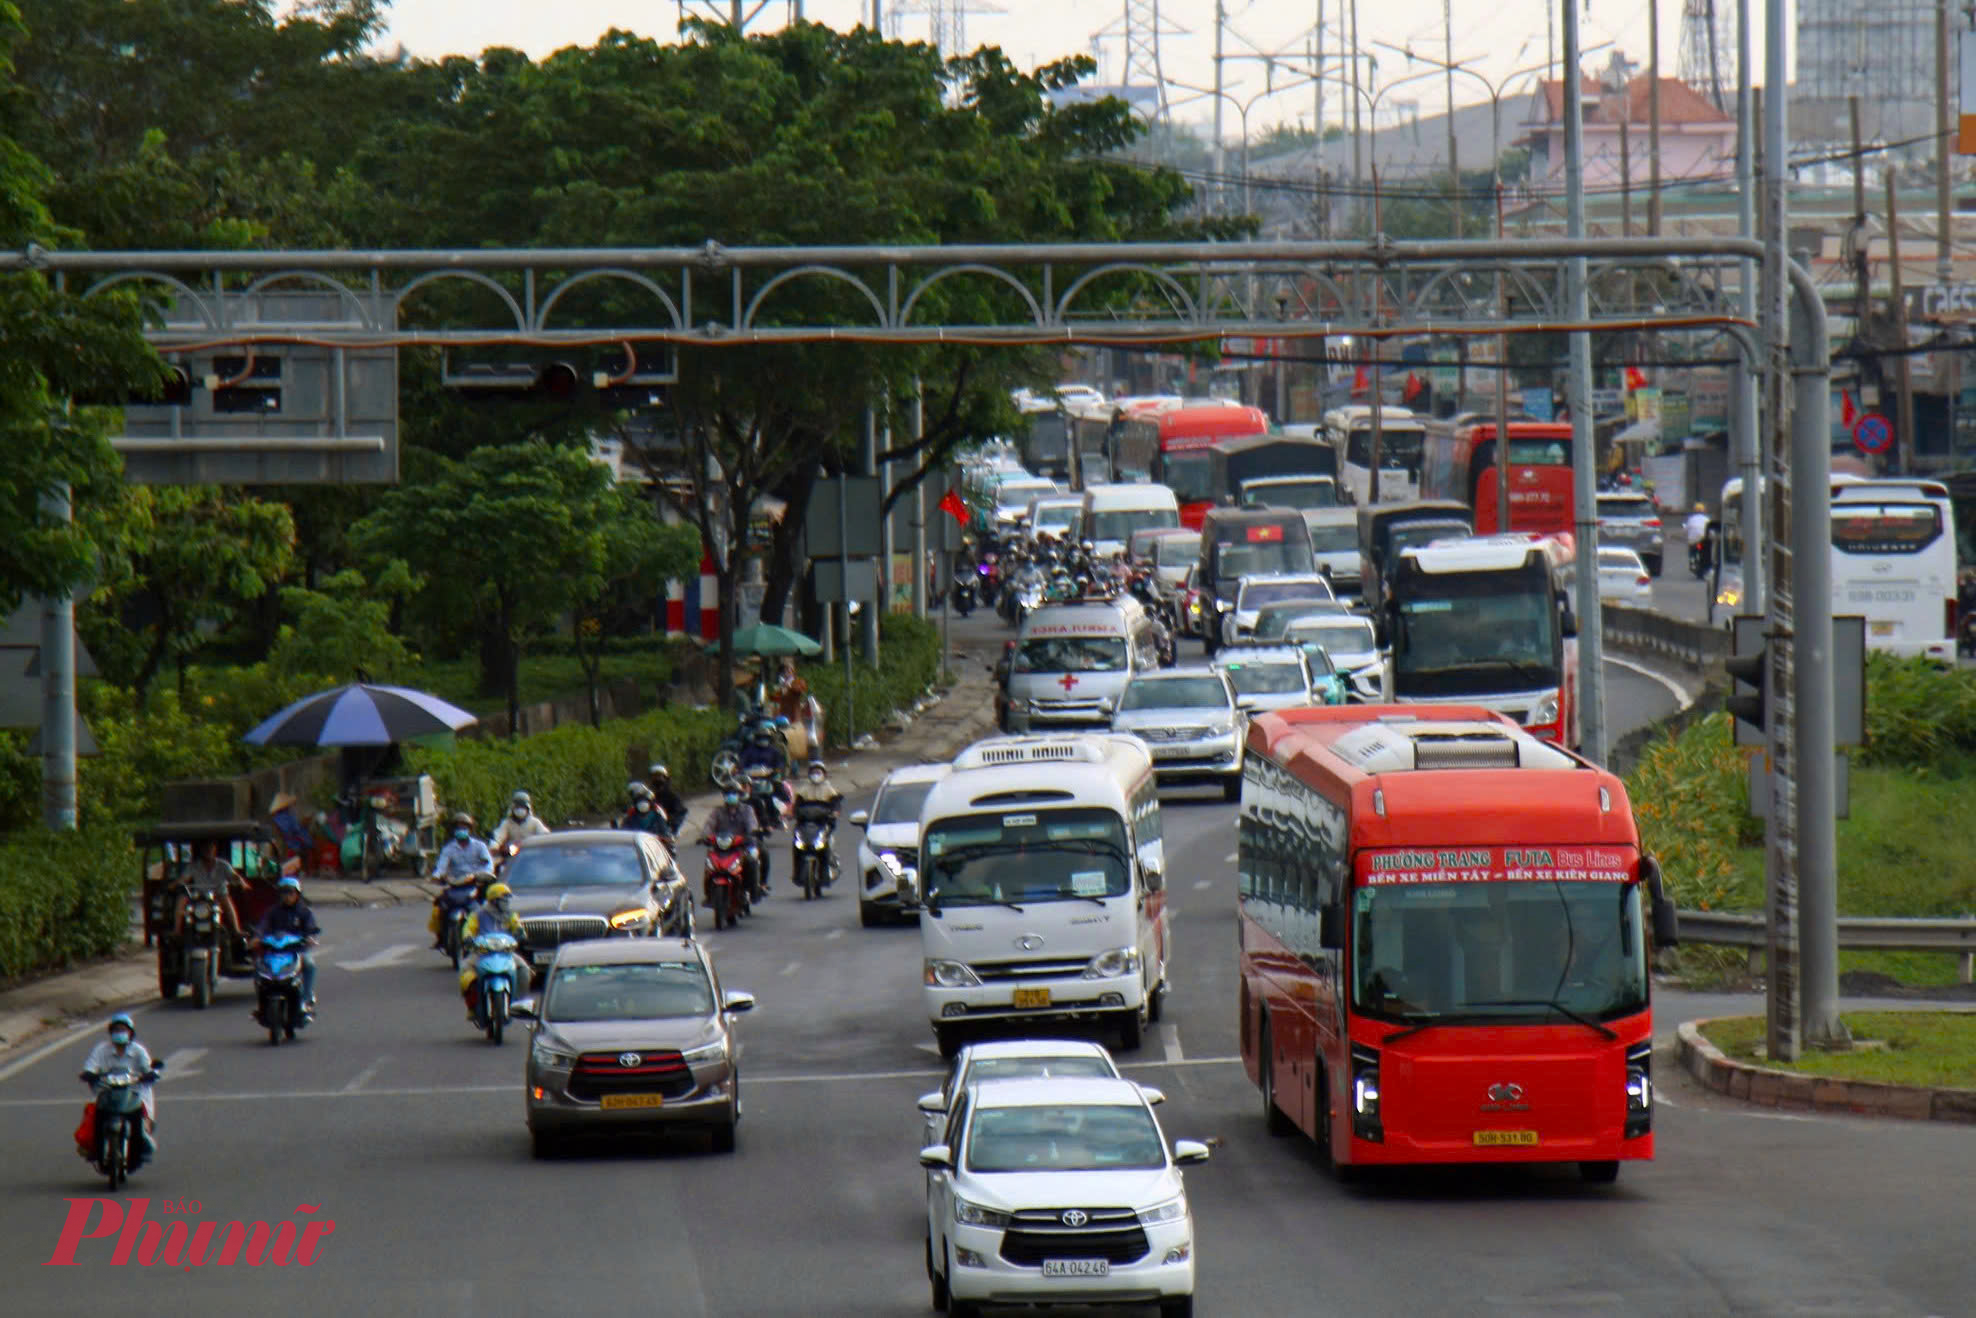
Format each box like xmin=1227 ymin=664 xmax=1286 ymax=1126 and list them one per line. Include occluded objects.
xmin=1676 ymin=1016 xmax=1976 ymax=1124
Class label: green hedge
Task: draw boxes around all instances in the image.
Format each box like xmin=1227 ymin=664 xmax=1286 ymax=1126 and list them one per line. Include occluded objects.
xmin=1858 ymin=654 xmax=1976 ymax=767
xmin=802 ymin=613 xmax=944 ymax=749
xmin=0 ymin=829 xmax=137 ymax=980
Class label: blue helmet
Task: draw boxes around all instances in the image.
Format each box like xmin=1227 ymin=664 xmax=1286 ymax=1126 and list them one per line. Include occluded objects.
xmin=108 ymin=1012 xmax=135 ymax=1031
xmin=277 ymin=875 xmax=302 ymax=892
xmin=775 ymin=715 xmax=790 ymax=728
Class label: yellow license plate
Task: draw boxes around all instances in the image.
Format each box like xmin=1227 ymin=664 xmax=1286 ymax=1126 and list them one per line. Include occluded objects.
xmin=1472 ymin=1129 xmax=1539 ymax=1146
xmin=1012 ymin=987 xmax=1052 ymax=1009
xmin=1871 ymin=620 xmax=1895 ymax=636
xmin=599 ymin=1093 xmax=666 ymax=1111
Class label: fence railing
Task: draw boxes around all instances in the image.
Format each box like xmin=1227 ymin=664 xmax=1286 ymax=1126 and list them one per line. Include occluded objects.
xmin=1676 ymin=908 xmax=1976 ymax=983
xmin=1602 ymin=602 xmax=1728 ymax=675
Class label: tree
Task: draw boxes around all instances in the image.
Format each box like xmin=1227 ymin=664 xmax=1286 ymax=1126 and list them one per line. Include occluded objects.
xmin=267 ymin=562 xmax=420 ymax=687
xmin=572 ymin=513 xmax=700 ymax=726
xmin=351 ymin=442 xmax=683 ymax=735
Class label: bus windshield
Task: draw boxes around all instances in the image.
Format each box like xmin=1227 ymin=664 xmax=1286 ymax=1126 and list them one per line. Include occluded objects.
xmin=1246 ymin=480 xmax=1339 ymax=510
xmin=1394 ymin=569 xmax=1559 ymax=692
xmin=1163 ymin=452 xmax=1217 ymax=504
xmin=922 ymin=808 xmax=1131 ymax=908
xmin=1087 ymin=508 xmax=1179 ymax=543
xmin=1352 ymin=879 xmax=1648 ymax=1025
xmin=1309 ymin=524 xmax=1357 ymax=554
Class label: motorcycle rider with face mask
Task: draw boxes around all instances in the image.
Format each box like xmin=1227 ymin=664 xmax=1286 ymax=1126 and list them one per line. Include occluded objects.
xmin=78 ymin=1013 xmax=161 ymax=1166
xmin=490 ymin=790 xmax=550 ymax=855
xmin=645 ymin=763 xmax=689 ymax=835
xmin=705 ymin=784 xmax=765 ymax=903
xmin=458 ymin=881 xmax=527 ymax=1024
xmin=618 ymin=781 xmax=672 ymax=836
xmin=427 ymin=812 xmax=494 ymax=949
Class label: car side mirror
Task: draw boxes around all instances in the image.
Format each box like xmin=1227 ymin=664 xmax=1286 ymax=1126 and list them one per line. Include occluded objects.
xmin=1319 ymin=904 xmax=1345 ymax=950
xmin=1136 ymin=1084 xmax=1166 ymax=1106
xmin=1171 ymin=1139 xmax=1211 ymax=1166
xmin=917 ymin=1091 xmax=947 ymax=1116
xmin=510 ymin=999 xmax=538 ymax=1021
xmin=1141 ymin=854 xmax=1165 ymax=891
xmin=723 ymin=991 xmax=756 ymax=1015
xmin=918 ymin=1144 xmax=954 ymax=1170
xmin=849 ymin=809 xmax=870 ymax=828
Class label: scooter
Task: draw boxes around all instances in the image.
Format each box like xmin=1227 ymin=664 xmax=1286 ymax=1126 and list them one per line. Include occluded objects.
xmin=161 ymin=882 xmax=227 ymax=1008
xmin=702 ymin=831 xmax=753 ymax=930
xmin=467 ymin=931 xmax=522 ymax=1046
xmin=951 ymin=569 xmax=976 ymax=617
xmin=80 ymin=1068 xmax=160 ymax=1190
xmin=253 ymin=931 xmax=310 ymax=1046
xmin=437 ymin=877 xmax=482 ymax=970
xmin=791 ymin=799 xmax=840 ymax=900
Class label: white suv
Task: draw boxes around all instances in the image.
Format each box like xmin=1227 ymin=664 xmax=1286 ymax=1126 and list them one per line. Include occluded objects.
xmin=921 ymin=1076 xmax=1208 ymax=1318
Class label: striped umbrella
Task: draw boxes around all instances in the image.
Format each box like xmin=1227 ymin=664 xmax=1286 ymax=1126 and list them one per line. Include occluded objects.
xmin=242 ymin=683 xmax=479 ymax=747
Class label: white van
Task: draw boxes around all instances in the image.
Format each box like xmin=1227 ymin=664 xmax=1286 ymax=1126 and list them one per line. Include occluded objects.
xmin=1081 ymin=483 xmax=1181 ymax=558
xmin=916 ymin=734 xmax=1170 ymax=1057
xmin=1304 ymin=507 xmax=1362 ymax=599
xmin=1025 ymin=493 xmax=1084 ymax=546
xmin=1006 ymin=597 xmax=1163 ymax=731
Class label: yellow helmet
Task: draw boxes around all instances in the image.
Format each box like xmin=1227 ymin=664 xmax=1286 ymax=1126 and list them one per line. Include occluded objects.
xmin=484 ymin=882 xmax=512 ymax=903
xmin=1692 ymin=502 xmax=1705 ymax=513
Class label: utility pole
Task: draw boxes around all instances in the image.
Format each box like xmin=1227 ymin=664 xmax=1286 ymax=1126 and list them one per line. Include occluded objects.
xmin=1852 ymin=95 xmax=1869 ymax=343
xmin=1938 ymin=0 xmax=1955 ymax=285
xmin=911 ymin=381 xmax=927 ymax=619
xmin=1444 ymin=0 xmax=1461 ymax=238
xmin=1213 ymin=0 xmax=1227 ymax=214
xmin=1733 ymin=0 xmax=1763 ymax=618
xmin=1349 ymin=0 xmax=1364 ymax=232
xmin=39 ymin=481 xmax=76 ymax=830
xmin=1564 ymin=0 xmax=1607 ymax=766
xmin=1889 ymin=175 xmax=1917 ymax=476
xmin=1316 ymin=0 xmax=1325 ymax=194
xmin=1367 ymin=167 xmax=1386 ymax=506
xmin=1620 ymin=118 xmax=1633 ymax=237
xmin=1496 ymin=175 xmax=1512 ymax=533
xmin=1648 ymin=0 xmax=1663 ymax=235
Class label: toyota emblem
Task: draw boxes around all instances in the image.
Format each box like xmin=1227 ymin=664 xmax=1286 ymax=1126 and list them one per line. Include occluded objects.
xmin=1486 ymin=1082 xmax=1524 ymax=1103
xmin=1060 ymin=1209 xmax=1089 ymax=1228
xmin=1015 ymin=934 xmax=1045 ymax=952
xmin=618 ymin=1052 xmax=642 ymax=1068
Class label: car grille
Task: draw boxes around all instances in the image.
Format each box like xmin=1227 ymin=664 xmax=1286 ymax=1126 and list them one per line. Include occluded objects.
xmin=568 ymin=1049 xmax=695 ymax=1101
xmin=1000 ymin=1207 xmax=1148 ymax=1266
xmin=969 ymin=958 xmax=1090 ymax=981
xmin=1129 ymin=725 xmax=1212 ymax=743
xmin=520 ymin=916 xmax=611 ymax=950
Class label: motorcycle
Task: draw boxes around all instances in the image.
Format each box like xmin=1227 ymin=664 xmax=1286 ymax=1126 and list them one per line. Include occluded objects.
xmin=746 ymin=762 xmax=791 ymax=835
xmin=81 ymin=1069 xmax=158 ymax=1190
xmin=951 ymin=568 xmax=976 ymax=617
xmin=437 ymin=876 xmax=483 ymax=970
xmin=467 ymin=931 xmax=522 ymax=1046
xmin=253 ymin=931 xmax=310 ymax=1046
xmin=791 ymin=800 xmax=840 ymax=900
xmin=702 ymin=830 xmax=754 ymax=930
xmin=163 ymin=881 xmax=227 ymax=1009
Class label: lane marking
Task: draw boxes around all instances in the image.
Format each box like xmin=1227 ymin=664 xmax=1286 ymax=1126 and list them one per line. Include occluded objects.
xmin=779 ymin=961 xmax=802 ymax=977
xmin=1120 ymin=1055 xmax=1241 ymax=1071
xmin=0 ymin=1005 xmax=161 ymax=1083
xmin=1192 ymin=880 xmax=1212 ymax=891
xmin=335 ymin=943 xmax=420 ymax=973
xmin=1222 ymin=851 xmax=1237 ymax=864
xmin=1159 ymin=1024 xmax=1184 ymax=1063
xmin=824 ymin=929 xmax=845 ymax=942
xmin=342 ymin=1055 xmax=387 ymax=1093
xmin=159 ymin=1047 xmax=207 ymax=1080
xmin=1603 ymin=653 xmax=1692 ymax=708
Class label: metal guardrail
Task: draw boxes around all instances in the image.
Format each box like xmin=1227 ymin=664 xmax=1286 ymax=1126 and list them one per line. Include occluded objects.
xmin=1676 ymin=908 xmax=1976 ymax=982
xmin=1602 ymin=602 xmax=1727 ymax=675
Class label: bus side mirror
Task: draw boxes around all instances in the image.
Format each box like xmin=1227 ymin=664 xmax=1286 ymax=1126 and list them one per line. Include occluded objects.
xmin=1557 ymin=590 xmax=1578 ymax=638
xmin=1319 ymin=904 xmax=1345 ymax=950
xmin=1641 ymin=855 xmax=1680 ymax=947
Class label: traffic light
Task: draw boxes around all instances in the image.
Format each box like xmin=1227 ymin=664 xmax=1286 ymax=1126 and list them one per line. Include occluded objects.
xmin=443 ymin=361 xmax=583 ymax=400
xmin=1725 ymin=635 xmax=1769 ymax=742
xmin=110 ymin=363 xmax=194 ymax=407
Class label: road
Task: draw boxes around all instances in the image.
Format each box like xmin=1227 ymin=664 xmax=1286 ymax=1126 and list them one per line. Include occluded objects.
xmin=7 ymin=616 xmax=1964 ymax=1315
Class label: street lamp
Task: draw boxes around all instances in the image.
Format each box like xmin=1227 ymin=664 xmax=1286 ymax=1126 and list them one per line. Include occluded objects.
xmin=1165 ymin=73 xmax=1321 ymax=217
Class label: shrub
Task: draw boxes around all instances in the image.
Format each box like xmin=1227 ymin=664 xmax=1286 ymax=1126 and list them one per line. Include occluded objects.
xmin=803 ymin=613 xmax=943 ymax=748
xmin=1857 ymin=654 xmax=1976 ymax=767
xmin=0 ymin=828 xmax=136 ymax=979
xmin=1623 ymin=711 xmax=1756 ymax=911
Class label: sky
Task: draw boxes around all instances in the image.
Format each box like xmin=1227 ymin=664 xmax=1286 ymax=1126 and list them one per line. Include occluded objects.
xmin=373 ymin=1 xmax=1797 ymax=140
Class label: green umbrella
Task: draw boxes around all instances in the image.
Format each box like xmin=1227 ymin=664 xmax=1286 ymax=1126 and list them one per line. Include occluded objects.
xmin=705 ymin=623 xmax=823 ymax=658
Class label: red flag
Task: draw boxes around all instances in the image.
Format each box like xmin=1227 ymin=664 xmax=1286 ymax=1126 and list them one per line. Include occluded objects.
xmin=1841 ymin=389 xmax=1857 ymax=427
xmin=1624 ymin=366 xmax=1647 ymax=392
xmin=1402 ymin=372 xmax=1425 ymax=404
xmin=938 ymin=487 xmax=968 ymax=527
xmin=1352 ymin=366 xmax=1369 ymax=394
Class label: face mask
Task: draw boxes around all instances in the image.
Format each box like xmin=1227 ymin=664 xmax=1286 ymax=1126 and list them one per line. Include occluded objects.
xmin=725 ymin=796 xmax=740 ymax=807
xmin=637 ymin=801 xmax=651 ymax=813
xmin=454 ymin=829 xmax=469 ymax=843
xmin=512 ymin=808 xmax=527 ymax=820
xmin=809 ymin=775 xmax=824 ymax=785
xmin=109 ymin=1030 xmax=131 ymax=1047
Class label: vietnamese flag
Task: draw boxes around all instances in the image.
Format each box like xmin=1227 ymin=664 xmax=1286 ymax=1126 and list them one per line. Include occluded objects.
xmin=1352 ymin=365 xmax=1369 ymax=394
xmin=938 ymin=487 xmax=968 ymax=526
xmin=1624 ymin=365 xmax=1647 ymax=392
xmin=1402 ymin=372 xmax=1425 ymax=404
xmin=1841 ymin=389 xmax=1857 ymax=427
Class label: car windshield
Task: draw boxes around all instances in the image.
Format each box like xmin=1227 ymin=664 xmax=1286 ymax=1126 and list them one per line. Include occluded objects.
xmin=1014 ymin=637 xmax=1127 ymax=672
xmin=1254 ymin=604 xmax=1336 ymax=639
xmin=874 ymin=781 xmax=938 ymax=826
xmin=543 ymin=961 xmax=714 ymax=1022
xmin=998 ymin=483 xmax=1055 ymax=512
xmin=1309 ymin=524 xmax=1357 ymax=554
xmin=502 ymin=844 xmax=645 ymax=889
xmin=1286 ymin=619 xmax=1377 ymax=655
xmin=1246 ymin=480 xmax=1338 ymax=510
xmin=965 ymin=1103 xmax=1166 ymax=1172
xmin=1596 ymin=497 xmax=1653 ymax=519
xmin=1217 ymin=541 xmax=1315 ymax=580
xmin=1154 ymin=534 xmax=1201 ymax=565
xmin=1163 ymin=452 xmax=1216 ymax=504
xmin=1352 ymin=876 xmax=1649 ymax=1024
xmin=965 ymin=1056 xmax=1117 ymax=1087
xmin=1088 ymin=508 xmax=1179 ymax=542
xmin=1119 ymin=676 xmax=1230 ymax=711
xmin=1034 ymin=506 xmax=1079 ymax=530
xmin=1242 ymin=581 xmax=1329 ymax=609
xmin=1394 ymin=568 xmax=1559 ymax=691
xmin=922 ymin=808 xmax=1130 ymax=908
xmin=1219 ymin=661 xmax=1305 ymax=695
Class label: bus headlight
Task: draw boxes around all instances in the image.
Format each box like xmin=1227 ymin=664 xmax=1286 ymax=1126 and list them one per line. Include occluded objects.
xmin=1625 ymin=1043 xmax=1653 ymax=1139
xmin=1082 ymin=947 xmax=1141 ymax=979
xmin=1351 ymin=1044 xmax=1383 ymax=1142
xmin=1531 ymin=694 xmax=1560 ymax=725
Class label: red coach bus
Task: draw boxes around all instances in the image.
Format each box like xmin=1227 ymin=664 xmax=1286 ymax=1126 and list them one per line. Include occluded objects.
xmin=1236 ymin=705 xmax=1678 ymax=1182
xmin=1138 ymin=403 xmax=1271 ymax=528
xmin=1421 ymin=414 xmax=1576 ymax=536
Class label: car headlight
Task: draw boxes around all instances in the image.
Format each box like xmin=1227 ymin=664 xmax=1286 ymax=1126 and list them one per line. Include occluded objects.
xmin=1138 ymin=1195 xmax=1188 ymax=1225
xmin=608 ymin=909 xmax=652 ymax=930
xmin=1531 ymin=694 xmax=1560 ymax=725
xmin=531 ymin=1036 xmax=576 ymax=1069
xmin=1082 ymin=946 xmax=1141 ymax=980
xmin=1717 ymin=586 xmax=1741 ymax=608
xmin=681 ymin=1039 xmax=727 ymax=1065
xmin=954 ymin=1198 xmax=1011 ymax=1228
xmin=925 ymin=959 xmax=982 ymax=989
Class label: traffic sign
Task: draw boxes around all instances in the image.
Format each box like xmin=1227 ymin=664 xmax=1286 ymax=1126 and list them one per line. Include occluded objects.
xmin=1851 ymin=412 xmax=1893 ymax=456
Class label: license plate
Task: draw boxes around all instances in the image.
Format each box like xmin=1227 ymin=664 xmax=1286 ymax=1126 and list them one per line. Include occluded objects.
xmin=1151 ymin=745 xmax=1191 ymax=759
xmin=599 ymin=1093 xmax=665 ymax=1111
xmin=1871 ymin=620 xmax=1895 ymax=636
xmin=1012 ymin=987 xmax=1052 ymax=1009
xmin=1041 ymin=1259 xmax=1110 ymax=1278
xmin=1472 ymin=1129 xmax=1539 ymax=1146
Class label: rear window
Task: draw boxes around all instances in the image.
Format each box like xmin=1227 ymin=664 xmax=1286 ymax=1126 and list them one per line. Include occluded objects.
xmin=1597 ymin=497 xmax=1654 ymax=518
xmin=1831 ymin=503 xmax=1944 ymax=555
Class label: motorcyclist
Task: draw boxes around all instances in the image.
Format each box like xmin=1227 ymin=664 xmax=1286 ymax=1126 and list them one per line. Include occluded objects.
xmin=457 ymin=881 xmax=525 ymax=1025
xmin=619 ymin=781 xmax=672 ymax=836
xmin=738 ymin=729 xmax=789 ymax=833
xmin=171 ymin=839 xmax=244 ymax=937
xmin=705 ymin=785 xmax=764 ymax=903
xmin=78 ymin=1013 xmax=161 ymax=1165
xmin=1684 ymin=501 xmax=1708 ymax=546
xmin=427 ymin=812 xmax=494 ymax=949
xmin=490 ymin=790 xmax=550 ymax=854
xmin=792 ymin=762 xmax=842 ymax=888
xmin=251 ymin=876 xmax=321 ymax=1014
xmin=646 ymin=763 xmax=689 ymax=835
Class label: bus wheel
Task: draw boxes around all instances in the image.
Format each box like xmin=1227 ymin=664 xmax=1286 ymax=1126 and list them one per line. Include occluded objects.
xmin=1259 ymin=1017 xmax=1294 ymax=1137
xmin=1579 ymin=1160 xmax=1620 ymax=1184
